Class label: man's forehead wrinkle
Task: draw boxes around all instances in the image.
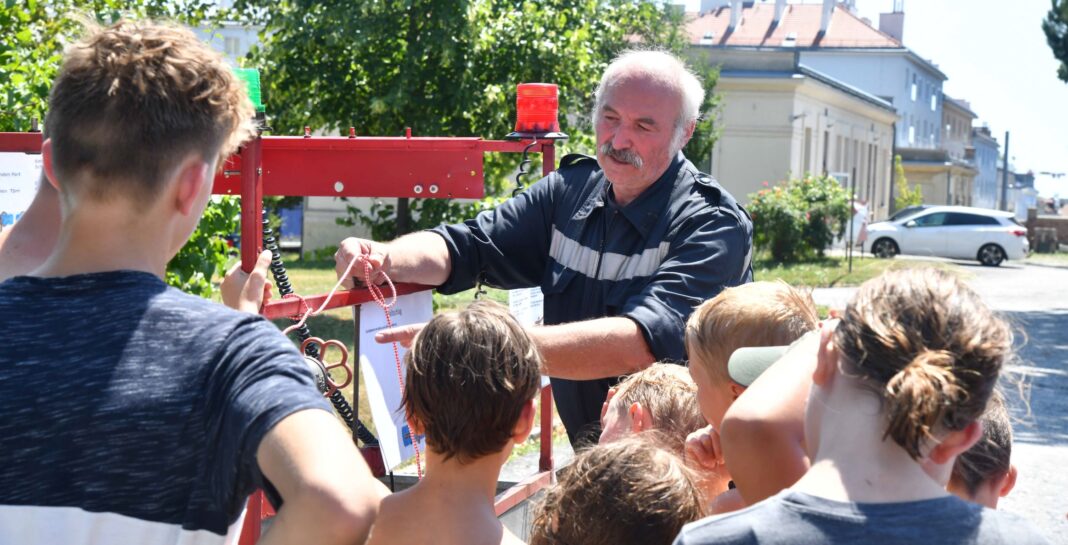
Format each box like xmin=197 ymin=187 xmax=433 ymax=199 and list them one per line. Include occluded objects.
xmin=600 ymin=101 xmax=668 ymax=126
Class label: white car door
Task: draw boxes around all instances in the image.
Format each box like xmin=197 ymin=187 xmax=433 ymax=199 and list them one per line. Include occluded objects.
xmin=942 ymin=212 xmax=999 ymax=259
xmin=900 ymin=212 xmax=948 ymax=256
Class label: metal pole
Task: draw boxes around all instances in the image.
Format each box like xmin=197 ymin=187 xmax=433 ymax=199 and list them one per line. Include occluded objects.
xmin=1000 ymin=131 xmax=1010 ymax=211
xmin=849 ymin=167 xmax=856 ymax=274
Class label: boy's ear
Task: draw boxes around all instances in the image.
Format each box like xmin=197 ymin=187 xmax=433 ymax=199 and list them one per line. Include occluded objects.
xmin=41 ymin=138 xmax=61 ymax=191
xmin=172 ymin=156 xmax=211 ymax=216
xmin=998 ymin=463 xmax=1018 ymax=498
xmin=929 ymin=420 xmax=983 ymax=466
xmin=729 ymin=382 xmax=746 ymax=400
xmin=628 ymin=402 xmax=653 ymax=433
xmin=813 ymin=326 xmax=838 ymax=387
xmin=407 ymin=414 xmax=425 ymax=437
xmin=512 ymin=399 xmax=537 ymax=444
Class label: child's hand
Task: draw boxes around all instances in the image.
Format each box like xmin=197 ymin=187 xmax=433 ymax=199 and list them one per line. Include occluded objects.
xmin=221 ymin=250 xmax=273 ymax=314
xmin=685 ymin=424 xmax=725 ymax=471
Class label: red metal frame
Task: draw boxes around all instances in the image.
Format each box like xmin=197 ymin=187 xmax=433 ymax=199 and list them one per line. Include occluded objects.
xmin=0 ymin=129 xmax=558 ymax=542
xmin=222 ymin=133 xmax=559 ymax=542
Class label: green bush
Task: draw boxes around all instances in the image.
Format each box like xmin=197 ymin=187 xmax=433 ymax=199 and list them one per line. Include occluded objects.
xmin=749 ymin=174 xmax=850 ymax=262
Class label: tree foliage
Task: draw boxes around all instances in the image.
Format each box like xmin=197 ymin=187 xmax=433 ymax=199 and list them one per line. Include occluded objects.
xmin=893 ymin=154 xmax=923 ymax=210
xmin=0 ymin=1 xmax=239 ymax=297
xmin=231 ymin=0 xmax=719 ymax=240
xmin=748 ymin=174 xmax=850 ymax=263
xmin=1043 ymin=0 xmax=1068 ymax=83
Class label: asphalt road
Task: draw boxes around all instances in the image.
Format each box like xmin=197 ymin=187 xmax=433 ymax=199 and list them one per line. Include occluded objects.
xmin=816 ymin=258 xmax=1068 ymax=542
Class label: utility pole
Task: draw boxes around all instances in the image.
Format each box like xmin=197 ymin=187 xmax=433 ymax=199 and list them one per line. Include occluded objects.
xmin=999 ymin=131 xmax=1010 ymax=211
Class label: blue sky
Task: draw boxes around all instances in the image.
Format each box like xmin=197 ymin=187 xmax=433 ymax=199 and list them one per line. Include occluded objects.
xmin=684 ymin=0 xmax=1068 ymax=197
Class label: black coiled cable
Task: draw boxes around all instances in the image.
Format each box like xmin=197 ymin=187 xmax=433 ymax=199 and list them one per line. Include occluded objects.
xmin=261 ymin=208 xmax=379 ymax=447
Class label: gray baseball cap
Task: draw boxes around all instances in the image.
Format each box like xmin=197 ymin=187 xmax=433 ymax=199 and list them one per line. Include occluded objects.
xmin=726 ymin=330 xmax=821 ymax=387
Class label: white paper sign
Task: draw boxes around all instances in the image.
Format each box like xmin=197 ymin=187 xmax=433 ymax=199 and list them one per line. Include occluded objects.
xmin=508 ymin=287 xmax=550 ymax=387
xmin=0 ymin=152 xmax=43 ymax=228
xmin=358 ymin=290 xmax=433 ymax=471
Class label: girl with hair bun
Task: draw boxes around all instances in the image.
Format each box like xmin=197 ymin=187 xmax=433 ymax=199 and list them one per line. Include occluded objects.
xmin=675 ymin=269 xmax=1049 ymax=544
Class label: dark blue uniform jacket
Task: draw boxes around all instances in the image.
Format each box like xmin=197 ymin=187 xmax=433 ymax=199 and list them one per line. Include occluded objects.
xmin=431 ymin=151 xmax=753 ymax=444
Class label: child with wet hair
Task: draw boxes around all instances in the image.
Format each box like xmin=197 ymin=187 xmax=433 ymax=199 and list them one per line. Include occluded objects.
xmin=948 ymin=391 xmax=1018 ymax=509
xmin=598 ymin=363 xmax=706 ymax=451
xmin=365 ymin=300 xmax=542 ymax=545
xmin=530 ymin=434 xmax=705 ymax=545
xmin=675 ymin=269 xmax=1049 ymax=544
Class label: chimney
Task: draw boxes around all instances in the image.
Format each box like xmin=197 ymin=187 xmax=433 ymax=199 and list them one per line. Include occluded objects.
xmin=729 ymin=0 xmax=743 ymax=30
xmin=819 ymin=0 xmax=835 ymax=35
xmin=879 ymin=1 xmax=905 ymax=43
xmin=773 ymin=0 xmax=786 ymax=25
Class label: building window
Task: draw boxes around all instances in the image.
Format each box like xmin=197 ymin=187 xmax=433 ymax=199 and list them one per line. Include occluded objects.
xmin=911 ymin=83 xmax=917 ymax=101
xmin=224 ymin=36 xmax=241 ymax=56
xmin=908 ymin=125 xmax=915 ymax=145
xmin=930 ymin=91 xmax=937 ymax=112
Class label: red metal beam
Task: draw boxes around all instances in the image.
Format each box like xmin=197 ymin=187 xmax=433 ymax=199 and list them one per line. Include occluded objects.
xmin=261 ymin=282 xmax=431 ymax=320
xmin=213 ymin=136 xmax=545 ymax=200
xmin=0 ymin=132 xmax=42 ymax=153
xmin=493 ymin=470 xmax=554 ymax=517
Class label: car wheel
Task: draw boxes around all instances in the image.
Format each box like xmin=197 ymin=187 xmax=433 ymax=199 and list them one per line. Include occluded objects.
xmin=871 ymin=238 xmax=899 ymax=259
xmin=978 ymin=244 xmax=1005 ymax=267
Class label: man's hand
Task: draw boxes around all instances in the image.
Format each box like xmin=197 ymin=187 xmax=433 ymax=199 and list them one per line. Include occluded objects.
xmin=685 ymin=424 xmax=726 ymax=471
xmin=222 ymin=250 xmax=272 ymax=314
xmin=335 ymin=237 xmax=391 ymax=289
xmin=374 ymin=323 xmax=425 ymax=348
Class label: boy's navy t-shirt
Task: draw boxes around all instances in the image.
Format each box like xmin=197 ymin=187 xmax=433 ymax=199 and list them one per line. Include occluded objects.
xmin=0 ymin=271 xmax=332 ymax=544
xmin=675 ymin=490 xmax=1051 ymax=545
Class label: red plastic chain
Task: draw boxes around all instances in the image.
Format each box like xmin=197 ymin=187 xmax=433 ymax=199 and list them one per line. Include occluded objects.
xmin=363 ymin=260 xmax=423 ymax=479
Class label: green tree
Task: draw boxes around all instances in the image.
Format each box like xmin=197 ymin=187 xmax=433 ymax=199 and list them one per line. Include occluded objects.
xmin=893 ymin=154 xmax=923 ymax=210
xmin=748 ymin=174 xmax=850 ymax=262
xmin=231 ymin=0 xmax=718 ymax=240
xmin=1043 ymin=0 xmax=1068 ymax=83
xmin=0 ymin=1 xmax=239 ymax=297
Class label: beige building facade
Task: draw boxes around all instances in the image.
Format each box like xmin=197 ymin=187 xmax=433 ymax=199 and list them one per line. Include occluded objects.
xmin=703 ymin=50 xmax=898 ymax=220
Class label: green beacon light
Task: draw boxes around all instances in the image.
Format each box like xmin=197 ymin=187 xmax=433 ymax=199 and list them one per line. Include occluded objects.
xmin=235 ymin=67 xmax=268 ymax=131
xmin=235 ymin=67 xmax=264 ymax=114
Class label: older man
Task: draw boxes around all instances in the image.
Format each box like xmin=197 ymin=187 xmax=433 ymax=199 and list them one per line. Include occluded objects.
xmin=336 ymin=50 xmax=753 ymax=444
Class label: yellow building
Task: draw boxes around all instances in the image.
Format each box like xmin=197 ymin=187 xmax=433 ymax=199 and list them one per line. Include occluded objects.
xmin=696 ymin=49 xmax=898 ymax=220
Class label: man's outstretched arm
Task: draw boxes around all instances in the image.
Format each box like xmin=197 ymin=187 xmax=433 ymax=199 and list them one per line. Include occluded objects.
xmin=528 ymin=316 xmax=656 ymax=380
xmin=335 ymin=231 xmax=452 ymax=288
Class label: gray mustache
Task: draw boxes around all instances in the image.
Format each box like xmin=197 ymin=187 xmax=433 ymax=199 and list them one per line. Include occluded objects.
xmin=599 ymin=142 xmax=643 ymax=168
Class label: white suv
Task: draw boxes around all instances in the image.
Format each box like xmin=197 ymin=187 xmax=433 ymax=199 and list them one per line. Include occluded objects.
xmin=865 ymin=206 xmax=1029 ymax=266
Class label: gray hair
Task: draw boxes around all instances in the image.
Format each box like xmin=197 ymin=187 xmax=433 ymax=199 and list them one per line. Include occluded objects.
xmin=592 ymin=49 xmax=704 ymax=151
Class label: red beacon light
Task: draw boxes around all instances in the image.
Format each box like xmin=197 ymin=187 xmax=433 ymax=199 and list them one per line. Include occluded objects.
xmin=505 ymin=83 xmax=568 ymax=141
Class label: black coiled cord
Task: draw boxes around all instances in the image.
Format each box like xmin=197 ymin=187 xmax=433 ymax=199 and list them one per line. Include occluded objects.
xmin=261 ymin=208 xmax=379 ymax=447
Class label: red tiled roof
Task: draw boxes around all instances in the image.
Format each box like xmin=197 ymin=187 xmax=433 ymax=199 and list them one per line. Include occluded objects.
xmin=687 ymin=2 xmax=902 ymax=48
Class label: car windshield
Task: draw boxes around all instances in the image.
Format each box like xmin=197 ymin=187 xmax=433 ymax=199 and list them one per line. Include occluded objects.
xmin=889 ymin=206 xmax=927 ymax=222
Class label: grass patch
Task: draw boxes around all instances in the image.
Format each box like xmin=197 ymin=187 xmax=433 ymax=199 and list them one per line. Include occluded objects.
xmin=1024 ymin=252 xmax=1068 ymax=267
xmin=754 ymin=254 xmax=962 ymax=288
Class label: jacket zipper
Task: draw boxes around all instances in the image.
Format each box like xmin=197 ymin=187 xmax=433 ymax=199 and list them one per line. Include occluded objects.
xmin=593 ymin=209 xmax=619 ymax=280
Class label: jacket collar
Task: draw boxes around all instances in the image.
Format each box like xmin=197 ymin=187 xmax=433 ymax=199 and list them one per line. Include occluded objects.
xmin=572 ymin=151 xmax=689 ymax=239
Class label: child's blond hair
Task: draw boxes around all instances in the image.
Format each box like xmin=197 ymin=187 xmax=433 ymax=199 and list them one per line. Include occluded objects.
xmin=611 ymin=363 xmax=705 ymax=451
xmin=530 ymin=434 xmax=705 ymax=545
xmin=685 ymin=281 xmax=818 ymax=382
